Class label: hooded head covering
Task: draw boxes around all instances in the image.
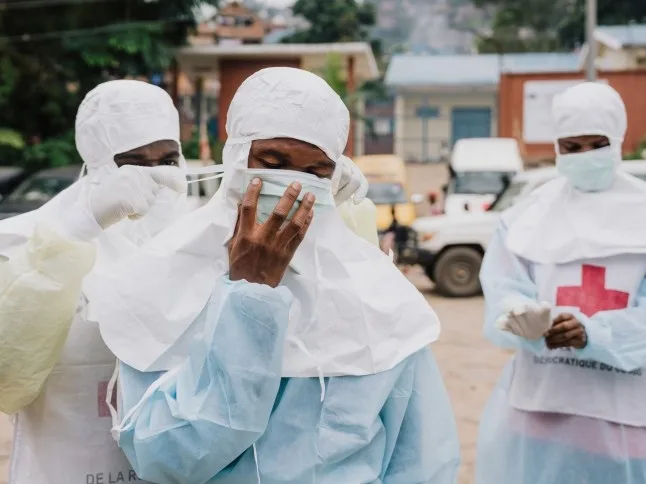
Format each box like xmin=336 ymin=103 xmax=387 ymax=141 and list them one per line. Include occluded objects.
xmin=0 ymin=80 xmax=187 ymax=260
xmin=502 ymin=81 xmax=646 ymax=264
xmin=552 ymin=82 xmax=627 ymax=141
xmin=85 ymin=67 xmax=441 ymax=376
xmin=75 ymin=80 xmax=185 ymax=177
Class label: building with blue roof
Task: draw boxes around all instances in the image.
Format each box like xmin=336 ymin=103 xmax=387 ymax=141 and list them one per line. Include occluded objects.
xmin=384 ymin=52 xmax=580 ymax=162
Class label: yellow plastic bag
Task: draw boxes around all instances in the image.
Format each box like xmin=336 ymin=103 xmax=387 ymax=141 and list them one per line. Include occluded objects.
xmin=0 ymin=223 xmax=96 ymax=414
xmin=338 ymin=198 xmax=380 ymax=247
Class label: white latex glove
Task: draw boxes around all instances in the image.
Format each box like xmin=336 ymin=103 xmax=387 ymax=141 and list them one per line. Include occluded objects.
xmin=89 ymin=165 xmax=187 ymax=229
xmin=495 ymin=299 xmax=552 ymax=341
xmin=332 ymin=155 xmax=369 ymax=205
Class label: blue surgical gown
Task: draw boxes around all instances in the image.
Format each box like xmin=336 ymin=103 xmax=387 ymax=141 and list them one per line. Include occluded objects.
xmin=116 ymin=278 xmax=460 ymax=484
xmin=476 ymin=222 xmax=646 ymax=484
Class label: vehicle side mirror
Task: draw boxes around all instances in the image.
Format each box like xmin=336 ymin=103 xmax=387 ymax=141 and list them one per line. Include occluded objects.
xmin=410 ymin=193 xmax=424 ymax=205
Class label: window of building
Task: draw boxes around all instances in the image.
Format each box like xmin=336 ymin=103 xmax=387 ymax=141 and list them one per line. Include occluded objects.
xmin=372 ymin=117 xmax=393 ymax=136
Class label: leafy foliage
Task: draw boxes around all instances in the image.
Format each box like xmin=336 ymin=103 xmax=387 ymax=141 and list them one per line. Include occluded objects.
xmin=473 ymin=0 xmax=646 ymax=52
xmin=283 ymin=0 xmax=377 ymax=44
xmin=0 ymin=0 xmax=217 ymax=170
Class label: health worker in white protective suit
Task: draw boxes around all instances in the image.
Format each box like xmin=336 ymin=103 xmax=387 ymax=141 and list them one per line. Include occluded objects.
xmin=0 ymin=80 xmax=192 ymax=484
xmin=476 ymin=82 xmax=646 ymax=484
xmin=86 ymin=67 xmax=461 ymax=484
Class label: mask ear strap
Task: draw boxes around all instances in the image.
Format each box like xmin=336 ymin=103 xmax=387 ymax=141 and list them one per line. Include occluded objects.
xmin=77 ymin=163 xmax=88 ymax=181
xmin=187 ymin=173 xmax=225 ymax=184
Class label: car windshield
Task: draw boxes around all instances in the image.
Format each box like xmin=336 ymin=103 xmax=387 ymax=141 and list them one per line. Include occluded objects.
xmin=451 ymin=171 xmax=513 ymax=195
xmin=489 ymin=181 xmax=527 ymax=212
xmin=489 ymin=172 xmax=646 ymax=213
xmin=6 ymin=177 xmax=73 ymax=203
xmin=366 ymin=182 xmax=407 ymax=205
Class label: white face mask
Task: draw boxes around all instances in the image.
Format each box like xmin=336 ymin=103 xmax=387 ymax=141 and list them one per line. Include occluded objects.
xmin=556 ymin=145 xmax=621 ymax=192
xmin=241 ymin=169 xmax=335 ymax=223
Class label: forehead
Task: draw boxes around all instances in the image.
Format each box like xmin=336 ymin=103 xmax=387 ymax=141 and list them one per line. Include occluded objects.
xmin=117 ymin=139 xmax=179 ymax=157
xmin=253 ymin=138 xmax=332 ymax=159
xmin=558 ymin=135 xmax=608 ymax=144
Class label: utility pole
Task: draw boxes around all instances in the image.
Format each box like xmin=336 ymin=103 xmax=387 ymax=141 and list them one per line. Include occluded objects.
xmin=585 ymin=0 xmax=598 ymax=81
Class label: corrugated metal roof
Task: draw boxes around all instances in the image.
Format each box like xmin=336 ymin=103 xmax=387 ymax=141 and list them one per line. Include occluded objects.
xmin=385 ymin=52 xmax=580 ymax=88
xmin=596 ymin=24 xmax=646 ymax=47
xmin=263 ymin=28 xmax=296 ymax=44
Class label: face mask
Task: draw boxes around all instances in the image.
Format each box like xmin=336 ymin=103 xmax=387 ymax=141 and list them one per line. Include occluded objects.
xmin=556 ymin=145 xmax=620 ymax=192
xmin=242 ymin=169 xmax=335 ymax=223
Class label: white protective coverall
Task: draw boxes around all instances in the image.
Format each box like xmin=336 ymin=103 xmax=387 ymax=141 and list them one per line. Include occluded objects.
xmin=0 ymin=80 xmax=189 ymax=484
xmin=477 ymin=82 xmax=646 ymax=484
xmin=85 ymin=67 xmax=460 ymax=483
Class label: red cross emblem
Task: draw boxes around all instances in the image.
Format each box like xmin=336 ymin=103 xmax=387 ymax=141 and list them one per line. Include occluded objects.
xmin=97 ymin=381 xmax=118 ymax=418
xmin=556 ymin=265 xmax=630 ymax=317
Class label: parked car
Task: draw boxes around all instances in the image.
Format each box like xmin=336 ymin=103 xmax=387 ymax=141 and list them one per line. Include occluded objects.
xmin=0 ymin=167 xmax=28 ymax=201
xmin=413 ymin=161 xmax=646 ymax=297
xmin=0 ymin=165 xmax=80 ymax=220
xmin=0 ymin=164 xmax=208 ymax=221
xmin=442 ymin=137 xmax=524 ymax=216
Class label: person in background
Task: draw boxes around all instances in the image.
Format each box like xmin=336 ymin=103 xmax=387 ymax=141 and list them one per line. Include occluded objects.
xmin=88 ymin=67 xmax=461 ymax=484
xmin=476 ymin=82 xmax=646 ymax=484
xmin=0 ymin=80 xmax=188 ymax=484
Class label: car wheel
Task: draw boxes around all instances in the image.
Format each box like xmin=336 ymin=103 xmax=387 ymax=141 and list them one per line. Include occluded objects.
xmin=433 ymin=247 xmax=483 ymax=297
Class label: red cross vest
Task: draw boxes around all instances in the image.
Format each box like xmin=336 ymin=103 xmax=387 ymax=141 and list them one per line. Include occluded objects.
xmin=508 ymin=254 xmax=646 ymax=427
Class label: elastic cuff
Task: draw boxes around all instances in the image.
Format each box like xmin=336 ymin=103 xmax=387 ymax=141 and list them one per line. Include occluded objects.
xmin=576 ymin=314 xmax=610 ymax=359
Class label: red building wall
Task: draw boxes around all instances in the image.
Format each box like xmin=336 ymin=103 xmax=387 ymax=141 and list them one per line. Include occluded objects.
xmin=499 ymin=70 xmax=646 ymax=163
xmin=218 ymin=58 xmax=301 ymax=143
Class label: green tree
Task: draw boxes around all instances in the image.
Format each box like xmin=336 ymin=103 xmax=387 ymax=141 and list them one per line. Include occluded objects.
xmin=473 ymin=0 xmax=646 ymax=52
xmin=283 ymin=0 xmax=377 ymax=44
xmin=0 ymin=0 xmax=217 ymax=170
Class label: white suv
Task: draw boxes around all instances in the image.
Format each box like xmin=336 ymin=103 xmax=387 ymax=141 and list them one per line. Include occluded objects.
xmin=412 ymin=161 xmax=646 ymax=298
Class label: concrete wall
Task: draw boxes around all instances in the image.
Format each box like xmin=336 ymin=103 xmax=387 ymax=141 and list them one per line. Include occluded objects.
xmin=393 ymin=90 xmax=498 ymax=163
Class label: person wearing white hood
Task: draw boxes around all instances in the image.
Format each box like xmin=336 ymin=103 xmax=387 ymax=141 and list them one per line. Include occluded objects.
xmin=86 ymin=67 xmax=460 ymax=484
xmin=0 ymin=80 xmax=190 ymax=483
xmin=476 ymin=82 xmax=646 ymax=484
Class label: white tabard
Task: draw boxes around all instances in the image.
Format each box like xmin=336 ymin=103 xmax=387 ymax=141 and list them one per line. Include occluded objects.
xmin=509 ymin=254 xmax=646 ymax=427
xmin=9 ymin=298 xmax=149 ymax=484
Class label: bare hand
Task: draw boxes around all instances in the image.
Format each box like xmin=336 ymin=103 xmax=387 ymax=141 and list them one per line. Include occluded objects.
xmin=544 ymin=313 xmax=588 ymax=350
xmin=228 ymin=178 xmax=315 ymax=288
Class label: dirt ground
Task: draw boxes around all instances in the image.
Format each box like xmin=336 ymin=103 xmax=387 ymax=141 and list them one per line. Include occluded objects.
xmin=0 ymin=163 xmax=509 ymax=483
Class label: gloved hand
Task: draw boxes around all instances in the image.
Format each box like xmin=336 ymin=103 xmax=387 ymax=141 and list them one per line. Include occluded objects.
xmin=89 ymin=165 xmax=187 ymax=229
xmin=332 ymin=155 xmax=369 ymax=206
xmin=59 ymin=165 xmax=187 ymax=241
xmin=495 ymin=299 xmax=552 ymax=341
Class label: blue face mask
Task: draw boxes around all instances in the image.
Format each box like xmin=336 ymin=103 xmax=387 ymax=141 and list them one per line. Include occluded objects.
xmin=556 ymin=145 xmax=620 ymax=192
xmin=242 ymin=169 xmax=335 ymax=223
